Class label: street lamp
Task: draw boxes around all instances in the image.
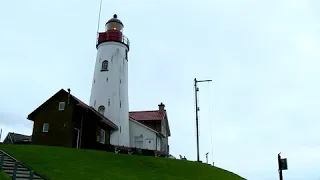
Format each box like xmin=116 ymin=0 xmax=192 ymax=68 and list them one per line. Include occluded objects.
xmin=194 ymin=78 xmax=212 ymax=162
xmin=205 ymin=152 xmax=209 ymax=164
xmin=278 ymin=152 xmax=288 ymax=180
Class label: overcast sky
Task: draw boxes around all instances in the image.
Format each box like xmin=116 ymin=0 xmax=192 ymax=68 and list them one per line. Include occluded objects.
xmin=1 ymin=0 xmax=320 ymax=179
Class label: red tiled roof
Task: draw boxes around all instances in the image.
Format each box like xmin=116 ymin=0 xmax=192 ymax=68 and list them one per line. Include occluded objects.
xmin=129 ymin=110 xmax=165 ymax=121
xmin=71 ymin=95 xmax=118 ymax=130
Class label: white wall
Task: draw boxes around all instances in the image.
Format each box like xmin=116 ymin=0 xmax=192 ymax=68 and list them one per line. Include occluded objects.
xmin=89 ymin=41 xmax=130 ymax=147
xmin=129 ymin=120 xmax=160 ymax=151
xmin=161 ymin=116 xmax=169 ymax=153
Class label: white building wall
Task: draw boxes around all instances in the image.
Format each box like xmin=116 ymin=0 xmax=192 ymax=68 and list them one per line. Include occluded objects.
xmin=129 ymin=120 xmax=159 ymax=150
xmin=160 ymin=117 xmax=169 ymax=153
xmin=89 ymin=41 xmax=129 ymax=147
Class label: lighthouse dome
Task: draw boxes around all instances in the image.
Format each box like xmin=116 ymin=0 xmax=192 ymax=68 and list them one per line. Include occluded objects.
xmin=105 ymin=14 xmax=124 ymax=31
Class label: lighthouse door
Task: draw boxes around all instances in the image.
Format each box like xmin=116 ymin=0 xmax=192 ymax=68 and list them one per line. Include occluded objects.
xmin=145 ymin=139 xmax=154 ymax=150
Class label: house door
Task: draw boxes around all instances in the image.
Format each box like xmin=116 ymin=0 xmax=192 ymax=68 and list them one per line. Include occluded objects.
xmin=145 ymin=139 xmax=154 ymax=150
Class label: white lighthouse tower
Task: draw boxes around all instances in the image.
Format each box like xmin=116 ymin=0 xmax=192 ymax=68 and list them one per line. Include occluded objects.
xmin=89 ymin=14 xmax=130 ymax=147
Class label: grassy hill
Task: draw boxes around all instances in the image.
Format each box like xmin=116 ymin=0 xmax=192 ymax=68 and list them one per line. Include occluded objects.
xmin=0 ymin=145 xmax=245 ymax=180
xmin=0 ymin=171 xmax=11 ymax=179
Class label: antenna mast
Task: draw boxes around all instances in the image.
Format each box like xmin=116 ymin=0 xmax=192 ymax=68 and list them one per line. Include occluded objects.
xmin=96 ymin=0 xmax=103 ymax=41
xmin=194 ymin=78 xmax=212 ymax=162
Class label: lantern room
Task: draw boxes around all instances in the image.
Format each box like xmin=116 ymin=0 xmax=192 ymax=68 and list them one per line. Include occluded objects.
xmin=96 ymin=14 xmax=130 ymax=50
xmin=105 ymin=14 xmax=124 ymax=32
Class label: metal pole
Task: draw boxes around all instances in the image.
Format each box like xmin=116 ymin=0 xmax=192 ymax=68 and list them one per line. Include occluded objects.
xmin=194 ymin=78 xmax=212 ymax=162
xmin=194 ymin=78 xmax=200 ymax=162
xmin=278 ymin=153 xmax=283 ymax=180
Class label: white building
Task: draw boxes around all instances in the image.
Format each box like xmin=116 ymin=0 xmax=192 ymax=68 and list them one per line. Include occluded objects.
xmin=89 ymin=14 xmax=170 ymax=153
xmin=129 ymin=103 xmax=171 ymax=152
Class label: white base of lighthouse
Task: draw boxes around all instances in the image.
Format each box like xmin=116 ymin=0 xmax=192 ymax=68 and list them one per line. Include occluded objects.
xmin=89 ymin=41 xmax=130 ymax=147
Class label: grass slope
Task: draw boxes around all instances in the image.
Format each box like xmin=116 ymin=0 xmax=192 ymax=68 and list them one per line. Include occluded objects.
xmin=0 ymin=171 xmax=11 ymax=179
xmin=0 ymin=145 xmax=245 ymax=180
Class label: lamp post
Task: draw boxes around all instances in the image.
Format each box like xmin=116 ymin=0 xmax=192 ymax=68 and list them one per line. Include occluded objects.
xmin=205 ymin=152 xmax=209 ymax=164
xmin=194 ymin=78 xmax=212 ymax=162
xmin=278 ymin=152 xmax=288 ymax=180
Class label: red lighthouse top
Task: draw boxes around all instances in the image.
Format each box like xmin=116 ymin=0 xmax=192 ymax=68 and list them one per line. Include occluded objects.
xmin=96 ymin=14 xmax=130 ymax=50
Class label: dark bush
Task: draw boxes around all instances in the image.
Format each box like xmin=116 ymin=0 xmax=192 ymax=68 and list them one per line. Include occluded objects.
xmin=93 ymin=142 xmax=115 ymax=152
xmin=141 ymin=149 xmax=155 ymax=156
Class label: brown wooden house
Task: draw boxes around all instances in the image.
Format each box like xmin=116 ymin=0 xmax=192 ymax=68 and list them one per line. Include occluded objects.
xmin=27 ymin=89 xmax=118 ymax=150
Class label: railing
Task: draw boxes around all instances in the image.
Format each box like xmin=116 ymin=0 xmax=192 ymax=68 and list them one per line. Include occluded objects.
xmin=0 ymin=150 xmax=47 ymax=180
xmin=96 ymin=33 xmax=130 ymax=50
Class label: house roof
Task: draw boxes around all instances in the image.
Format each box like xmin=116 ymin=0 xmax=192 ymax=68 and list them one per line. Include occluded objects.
xmin=72 ymin=95 xmax=118 ymax=130
xmin=129 ymin=119 xmax=165 ymax=138
xmin=27 ymin=89 xmax=118 ymax=130
xmin=129 ymin=110 xmax=165 ymax=121
xmin=4 ymin=132 xmax=31 ymax=143
xmin=129 ymin=109 xmax=171 ymax=137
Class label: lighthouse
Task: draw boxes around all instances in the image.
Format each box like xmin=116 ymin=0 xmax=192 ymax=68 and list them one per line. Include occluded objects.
xmin=89 ymin=14 xmax=130 ymax=147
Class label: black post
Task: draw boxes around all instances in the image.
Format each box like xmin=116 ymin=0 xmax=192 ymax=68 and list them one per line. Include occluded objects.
xmin=0 ymin=151 xmax=4 ymax=171
xmin=194 ymin=78 xmax=200 ymax=162
xmin=13 ymin=161 xmax=18 ymax=180
xmin=278 ymin=153 xmax=283 ymax=180
xmin=29 ymin=170 xmax=34 ymax=180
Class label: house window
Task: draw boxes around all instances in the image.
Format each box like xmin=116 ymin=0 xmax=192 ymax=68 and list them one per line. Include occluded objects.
xmin=58 ymin=102 xmax=65 ymax=111
xmin=101 ymin=60 xmax=108 ymax=71
xmin=100 ymin=129 xmax=105 ymax=144
xmin=108 ymin=99 xmax=110 ymax=106
xmin=98 ymin=105 xmax=105 ymax=115
xmin=134 ymin=136 xmax=143 ymax=149
xmin=42 ymin=123 xmax=49 ymax=132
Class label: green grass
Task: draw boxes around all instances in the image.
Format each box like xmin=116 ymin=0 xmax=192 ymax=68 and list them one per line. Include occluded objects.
xmin=0 ymin=171 xmax=11 ymax=179
xmin=0 ymin=145 xmax=245 ymax=180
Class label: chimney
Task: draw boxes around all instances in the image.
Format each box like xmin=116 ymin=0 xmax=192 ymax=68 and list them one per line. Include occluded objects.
xmin=158 ymin=102 xmax=165 ymax=112
xmin=67 ymin=88 xmax=71 ymax=104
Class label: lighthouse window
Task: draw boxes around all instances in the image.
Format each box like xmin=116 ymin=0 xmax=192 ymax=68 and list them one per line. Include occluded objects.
xmin=125 ymin=50 xmax=128 ymax=60
xmin=101 ymin=60 xmax=109 ymax=71
xmin=98 ymin=105 xmax=105 ymax=115
xmin=108 ymin=99 xmax=110 ymax=106
xmin=120 ymin=101 xmax=122 ymax=108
